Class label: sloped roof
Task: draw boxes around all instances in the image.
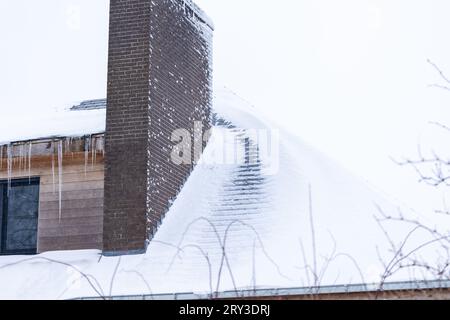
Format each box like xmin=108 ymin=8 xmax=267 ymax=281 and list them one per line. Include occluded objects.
xmin=0 ymin=88 xmax=422 ymax=299
xmin=141 ymin=88 xmax=406 ymax=292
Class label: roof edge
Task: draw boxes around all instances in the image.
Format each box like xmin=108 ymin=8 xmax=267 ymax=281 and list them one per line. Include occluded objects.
xmin=75 ymin=279 xmax=450 ymax=300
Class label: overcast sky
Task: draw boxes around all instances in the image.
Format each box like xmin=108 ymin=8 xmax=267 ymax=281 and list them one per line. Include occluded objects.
xmin=1 ymin=0 xmax=450 ymax=216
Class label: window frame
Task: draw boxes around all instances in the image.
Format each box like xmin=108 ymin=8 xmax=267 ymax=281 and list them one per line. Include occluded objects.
xmin=0 ymin=178 xmax=40 ymax=256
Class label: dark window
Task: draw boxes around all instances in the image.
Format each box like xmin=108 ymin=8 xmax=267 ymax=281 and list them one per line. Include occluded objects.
xmin=0 ymin=178 xmax=39 ymax=255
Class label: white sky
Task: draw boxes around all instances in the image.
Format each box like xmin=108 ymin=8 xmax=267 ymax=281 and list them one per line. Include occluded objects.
xmin=1 ymin=0 xmax=450 ymax=216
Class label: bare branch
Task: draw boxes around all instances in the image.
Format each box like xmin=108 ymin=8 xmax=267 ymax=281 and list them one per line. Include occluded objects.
xmin=122 ymin=270 xmax=154 ymax=299
xmin=428 ymin=59 xmax=450 ymax=84
xmin=0 ymin=257 xmax=105 ymax=299
xmin=430 ymin=121 xmax=450 ymax=133
xmin=428 ymin=84 xmax=450 ymax=92
xmin=308 ymin=184 xmax=319 ymax=287
xmin=108 ymin=256 xmax=122 ymax=298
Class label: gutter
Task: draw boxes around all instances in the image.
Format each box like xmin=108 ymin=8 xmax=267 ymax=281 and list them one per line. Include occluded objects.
xmin=75 ymin=279 xmax=450 ymax=300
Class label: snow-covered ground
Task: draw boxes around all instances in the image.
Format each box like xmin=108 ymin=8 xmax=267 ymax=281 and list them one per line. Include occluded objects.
xmin=0 ymin=88 xmax=443 ymax=299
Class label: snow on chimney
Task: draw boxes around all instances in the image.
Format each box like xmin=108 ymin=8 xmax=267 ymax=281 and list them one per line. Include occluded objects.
xmin=103 ymin=0 xmax=213 ymax=255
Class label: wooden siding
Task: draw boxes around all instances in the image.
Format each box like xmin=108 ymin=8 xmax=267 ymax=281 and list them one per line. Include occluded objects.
xmin=0 ymin=152 xmax=104 ymax=253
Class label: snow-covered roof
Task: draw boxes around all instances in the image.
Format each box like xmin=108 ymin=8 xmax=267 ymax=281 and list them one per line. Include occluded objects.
xmin=0 ymin=105 xmax=106 ymax=145
xmin=0 ymin=88 xmax=433 ymax=299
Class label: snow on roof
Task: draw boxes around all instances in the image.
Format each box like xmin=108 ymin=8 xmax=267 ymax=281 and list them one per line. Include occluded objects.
xmin=0 ymin=88 xmax=430 ymax=299
xmin=0 ymin=105 xmax=106 ymax=145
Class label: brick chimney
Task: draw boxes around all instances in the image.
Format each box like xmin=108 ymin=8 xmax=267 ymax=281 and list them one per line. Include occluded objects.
xmin=103 ymin=0 xmax=213 ymax=255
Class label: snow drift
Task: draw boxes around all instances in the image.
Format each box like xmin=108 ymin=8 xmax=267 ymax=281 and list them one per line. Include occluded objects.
xmin=0 ymin=88 xmax=422 ymax=299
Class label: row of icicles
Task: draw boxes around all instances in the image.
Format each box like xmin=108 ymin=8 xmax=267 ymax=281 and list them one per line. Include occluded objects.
xmin=0 ymin=135 xmax=104 ymax=222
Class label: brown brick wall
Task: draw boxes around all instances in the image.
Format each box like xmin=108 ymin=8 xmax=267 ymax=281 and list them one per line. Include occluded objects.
xmin=104 ymin=0 xmax=213 ymax=254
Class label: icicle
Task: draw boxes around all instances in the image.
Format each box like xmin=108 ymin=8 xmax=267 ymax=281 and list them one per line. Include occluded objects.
xmin=101 ymin=137 xmax=105 ymax=158
xmin=0 ymin=145 xmax=3 ymax=170
xmin=18 ymin=144 xmax=23 ymax=173
xmin=21 ymin=144 xmax=25 ymax=172
xmin=28 ymin=142 xmax=32 ymax=183
xmin=65 ymin=138 xmax=70 ymax=155
xmin=51 ymin=142 xmax=56 ymax=193
xmin=84 ymin=135 xmax=91 ymax=176
xmin=7 ymin=144 xmax=12 ymax=195
xmin=91 ymin=136 xmax=96 ymax=168
xmin=69 ymin=137 xmax=74 ymax=159
xmin=57 ymin=140 xmax=63 ymax=222
xmin=84 ymin=145 xmax=88 ymax=175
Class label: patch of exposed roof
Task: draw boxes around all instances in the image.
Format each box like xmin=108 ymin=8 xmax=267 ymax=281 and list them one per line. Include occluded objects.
xmin=71 ymin=99 xmax=106 ymax=111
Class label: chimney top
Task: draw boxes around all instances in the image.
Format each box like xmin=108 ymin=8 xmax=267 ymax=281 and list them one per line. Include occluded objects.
xmin=178 ymin=0 xmax=214 ymax=30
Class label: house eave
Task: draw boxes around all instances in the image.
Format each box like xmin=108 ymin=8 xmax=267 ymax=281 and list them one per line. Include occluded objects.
xmin=0 ymin=133 xmax=105 ymax=158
